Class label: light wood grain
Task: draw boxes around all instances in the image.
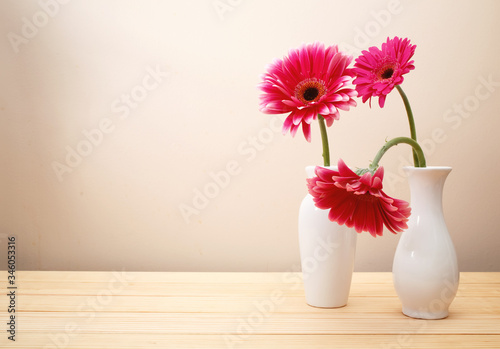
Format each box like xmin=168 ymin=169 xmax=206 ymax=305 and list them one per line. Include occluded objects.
xmin=0 ymin=272 xmax=498 ymax=348
xmin=4 ymin=334 xmax=500 ymax=349
xmin=3 ymin=295 xmax=499 ymax=314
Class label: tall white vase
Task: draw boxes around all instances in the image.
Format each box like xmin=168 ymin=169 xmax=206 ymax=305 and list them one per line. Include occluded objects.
xmin=298 ymin=166 xmax=357 ymax=308
xmin=393 ymin=166 xmax=459 ymax=319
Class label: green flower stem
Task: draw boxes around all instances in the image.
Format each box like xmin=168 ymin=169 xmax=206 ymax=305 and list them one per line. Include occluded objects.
xmin=318 ymin=115 xmax=330 ymax=166
xmin=396 ymin=85 xmax=419 ymax=166
xmin=370 ymin=136 xmax=426 ymax=171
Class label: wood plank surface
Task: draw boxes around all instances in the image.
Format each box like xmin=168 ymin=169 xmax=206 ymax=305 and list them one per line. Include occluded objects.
xmin=0 ymin=272 xmax=498 ymax=348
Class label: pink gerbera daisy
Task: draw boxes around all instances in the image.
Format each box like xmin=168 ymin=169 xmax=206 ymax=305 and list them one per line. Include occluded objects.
xmin=353 ymin=37 xmax=416 ymax=108
xmin=259 ymin=43 xmax=357 ymax=142
xmin=307 ymin=159 xmax=411 ymax=237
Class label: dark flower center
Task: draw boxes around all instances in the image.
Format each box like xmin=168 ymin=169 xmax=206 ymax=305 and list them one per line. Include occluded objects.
xmin=381 ymin=68 xmax=394 ymax=79
xmin=376 ymin=61 xmax=398 ymax=81
xmin=303 ymin=87 xmax=319 ymax=101
xmin=295 ymin=78 xmax=327 ymax=104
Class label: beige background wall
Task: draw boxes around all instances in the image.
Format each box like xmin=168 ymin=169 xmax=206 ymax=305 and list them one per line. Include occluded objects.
xmin=1 ymin=0 xmax=499 ymax=271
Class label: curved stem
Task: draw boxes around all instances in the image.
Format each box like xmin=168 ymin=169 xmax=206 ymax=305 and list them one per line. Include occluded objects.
xmin=396 ymin=85 xmax=419 ymax=166
xmin=370 ymin=136 xmax=426 ymax=171
xmin=318 ymin=115 xmax=330 ymax=166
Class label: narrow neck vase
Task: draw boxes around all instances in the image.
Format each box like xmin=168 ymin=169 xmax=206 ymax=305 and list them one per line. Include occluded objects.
xmin=392 ymin=166 xmax=459 ymax=319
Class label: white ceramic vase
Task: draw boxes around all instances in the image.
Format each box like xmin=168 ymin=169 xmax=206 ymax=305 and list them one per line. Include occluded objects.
xmin=393 ymin=166 xmax=459 ymax=319
xmin=298 ymin=166 xmax=357 ymax=308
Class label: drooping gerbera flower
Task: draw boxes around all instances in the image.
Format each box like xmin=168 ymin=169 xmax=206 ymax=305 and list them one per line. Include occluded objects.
xmin=258 ymin=43 xmax=357 ymax=142
xmin=353 ymin=37 xmax=416 ymax=108
xmin=307 ymin=159 xmax=411 ymax=237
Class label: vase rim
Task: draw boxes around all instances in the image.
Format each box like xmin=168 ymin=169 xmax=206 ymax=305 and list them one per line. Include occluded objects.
xmin=403 ymin=166 xmax=452 ymax=171
xmin=305 ymin=165 xmax=338 ymax=169
xmin=305 ymin=165 xmax=338 ymax=178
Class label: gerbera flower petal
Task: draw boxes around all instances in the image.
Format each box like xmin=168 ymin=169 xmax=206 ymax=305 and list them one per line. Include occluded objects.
xmin=259 ymin=43 xmax=356 ymax=141
xmin=307 ymin=159 xmax=411 ymax=236
xmin=303 ymin=108 xmax=317 ymax=124
xmin=323 ymin=113 xmax=338 ymax=127
xmin=302 ymin=122 xmax=312 ymax=142
xmin=282 ymin=114 xmax=294 ymax=135
xmin=353 ymin=37 xmax=416 ymax=108
xmin=292 ymin=108 xmax=307 ymax=125
xmin=378 ymin=95 xmax=387 ymax=108
xmin=289 ymin=123 xmax=300 ymax=137
xmin=317 ymin=104 xmax=330 ymax=116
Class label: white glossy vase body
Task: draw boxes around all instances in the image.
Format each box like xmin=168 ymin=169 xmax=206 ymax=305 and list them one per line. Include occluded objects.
xmin=393 ymin=166 xmax=459 ymax=319
xmin=298 ymin=166 xmax=357 ymax=308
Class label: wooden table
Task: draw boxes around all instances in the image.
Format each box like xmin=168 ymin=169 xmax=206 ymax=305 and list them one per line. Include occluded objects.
xmin=0 ymin=271 xmax=499 ymax=348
